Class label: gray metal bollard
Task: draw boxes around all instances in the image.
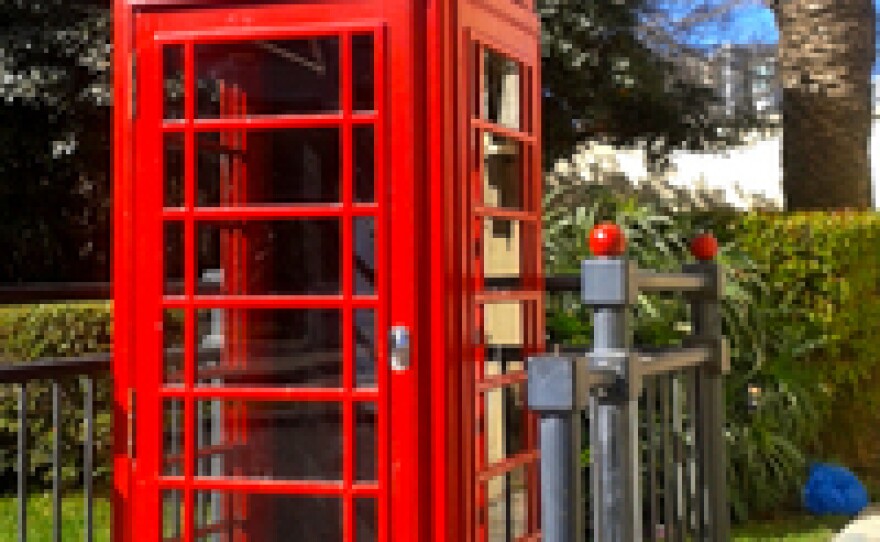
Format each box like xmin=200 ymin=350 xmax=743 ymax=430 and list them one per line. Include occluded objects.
xmin=528 ymin=355 xmax=588 ymax=542
xmin=583 ymin=257 xmax=641 ymax=542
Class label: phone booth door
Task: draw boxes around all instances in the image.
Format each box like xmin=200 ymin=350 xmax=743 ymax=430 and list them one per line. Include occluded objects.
xmin=131 ymin=7 xmax=396 ymax=541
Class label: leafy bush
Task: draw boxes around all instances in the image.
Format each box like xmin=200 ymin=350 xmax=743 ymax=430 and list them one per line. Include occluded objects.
xmin=0 ymin=302 xmax=112 ymax=490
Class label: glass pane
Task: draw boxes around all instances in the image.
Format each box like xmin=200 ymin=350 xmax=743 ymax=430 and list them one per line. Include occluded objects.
xmin=483 ymin=219 xmax=521 ymax=279
xmin=353 ymin=34 xmax=375 ymax=111
xmin=195 ymin=491 xmax=342 ymax=541
xmin=354 ymin=217 xmax=376 ymax=295
xmin=196 ymin=220 xmax=340 ymax=295
xmin=197 ymin=129 xmax=340 ymax=206
xmin=354 ymin=309 xmax=376 ymax=388
xmin=482 ymin=133 xmax=522 ymax=209
xmin=196 ymin=308 xmax=342 ymax=388
xmin=355 ymin=402 xmax=377 ymax=481
xmin=196 ymin=38 xmax=340 ymax=117
xmin=164 ymin=45 xmax=184 ymax=120
xmin=162 ymin=490 xmax=184 ymax=540
xmin=356 ymin=498 xmax=378 ymax=542
xmin=163 ymin=309 xmax=184 ymax=386
xmin=163 ymin=399 xmax=184 ymax=476
xmin=484 ymin=302 xmax=525 ymax=378
xmin=485 ymin=468 xmax=529 ymax=542
xmin=195 ymin=401 xmax=342 ymax=480
xmin=354 ymin=126 xmax=375 ymax=203
xmin=165 ymin=133 xmax=185 ymax=208
xmin=164 ymin=221 xmax=184 ymax=296
xmin=483 ymin=49 xmax=521 ymax=129
xmin=484 ymin=385 xmax=527 ymax=465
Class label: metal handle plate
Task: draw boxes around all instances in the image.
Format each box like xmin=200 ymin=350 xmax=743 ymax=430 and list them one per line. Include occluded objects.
xmin=390 ymin=326 xmax=411 ymax=372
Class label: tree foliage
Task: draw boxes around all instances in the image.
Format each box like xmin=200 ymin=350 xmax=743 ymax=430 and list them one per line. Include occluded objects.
xmin=539 ymin=0 xmax=748 ymax=164
xmin=0 ymin=1 xmax=111 ymax=282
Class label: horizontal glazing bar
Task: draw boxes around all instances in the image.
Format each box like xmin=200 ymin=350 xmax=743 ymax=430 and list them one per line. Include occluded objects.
xmin=476 ymin=371 xmax=528 ymax=392
xmin=162 ymin=112 xmax=377 ymax=132
xmin=162 ymin=295 xmax=379 ymax=309
xmin=476 ymin=450 xmax=539 ymax=483
xmin=156 ymin=478 xmax=380 ymax=495
xmin=158 ymin=387 xmax=380 ymax=401
xmin=162 ymin=205 xmax=379 ymax=220
xmin=471 ymin=118 xmax=537 ymax=144
xmin=475 ymin=291 xmax=541 ymax=304
xmin=473 ymin=207 xmax=540 ymax=222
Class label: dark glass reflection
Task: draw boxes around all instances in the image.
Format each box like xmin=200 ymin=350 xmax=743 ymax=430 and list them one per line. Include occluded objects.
xmin=164 ymin=45 xmax=184 ymax=120
xmin=356 ymin=498 xmax=378 ymax=542
xmin=354 ymin=217 xmax=375 ymax=295
xmin=353 ymin=34 xmax=375 ymax=111
xmin=354 ymin=309 xmax=376 ymax=388
xmin=195 ymin=492 xmax=341 ymax=541
xmin=195 ymin=401 xmax=342 ymax=480
xmin=356 ymin=402 xmax=377 ymax=481
xmin=483 ymin=49 xmax=521 ymax=130
xmin=162 ymin=399 xmax=184 ymax=476
xmin=482 ymin=133 xmax=522 ymax=209
xmin=354 ymin=126 xmax=375 ymax=203
xmin=484 ymin=385 xmax=527 ymax=465
xmin=486 ymin=467 xmax=529 ymax=542
xmin=163 ymin=309 xmax=184 ymax=386
xmin=164 ymin=221 xmax=184 ymax=296
xmin=162 ymin=490 xmax=184 ymax=540
xmin=196 ymin=220 xmax=341 ymax=295
xmin=196 ymin=39 xmax=340 ymax=117
xmin=165 ymin=133 xmax=184 ymax=208
xmin=197 ymin=130 xmax=340 ymax=206
xmin=196 ymin=308 xmax=342 ymax=388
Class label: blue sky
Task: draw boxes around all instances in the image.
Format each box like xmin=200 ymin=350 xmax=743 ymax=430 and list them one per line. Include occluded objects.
xmin=679 ymin=1 xmax=879 ymax=73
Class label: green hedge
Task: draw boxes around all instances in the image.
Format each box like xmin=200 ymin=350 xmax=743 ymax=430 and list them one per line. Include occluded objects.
xmin=734 ymin=213 xmax=880 ymax=491
xmin=0 ymin=303 xmax=113 ymax=490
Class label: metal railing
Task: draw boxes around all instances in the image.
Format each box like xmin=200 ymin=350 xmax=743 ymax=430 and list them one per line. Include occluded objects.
xmin=529 ymin=234 xmax=730 ymax=542
xmin=0 ymin=282 xmax=112 ymax=542
xmin=0 ymin=353 xmax=111 ymax=542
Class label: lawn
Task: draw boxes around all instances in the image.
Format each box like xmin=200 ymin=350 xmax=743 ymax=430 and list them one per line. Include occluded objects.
xmin=732 ymin=514 xmax=852 ymax=541
xmin=0 ymin=493 xmax=111 ymax=542
xmin=0 ymin=494 xmax=852 ymax=541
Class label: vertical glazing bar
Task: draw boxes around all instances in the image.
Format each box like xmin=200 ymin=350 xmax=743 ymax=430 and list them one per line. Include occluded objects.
xmin=52 ymin=382 xmax=61 ymax=542
xmin=182 ymin=39 xmax=196 ymax=542
xmin=84 ymin=377 xmax=94 ymax=542
xmin=18 ymin=384 xmax=27 ymax=542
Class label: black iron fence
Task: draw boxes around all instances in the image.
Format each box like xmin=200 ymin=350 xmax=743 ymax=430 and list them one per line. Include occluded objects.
xmin=1 ymin=282 xmax=112 ymax=542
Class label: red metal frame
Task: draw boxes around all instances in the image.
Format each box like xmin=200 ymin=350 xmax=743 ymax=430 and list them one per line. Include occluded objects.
xmin=114 ymin=2 xmax=541 ymax=541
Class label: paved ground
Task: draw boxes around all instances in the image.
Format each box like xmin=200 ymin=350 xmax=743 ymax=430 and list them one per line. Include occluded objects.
xmin=836 ymin=506 xmax=880 ymax=541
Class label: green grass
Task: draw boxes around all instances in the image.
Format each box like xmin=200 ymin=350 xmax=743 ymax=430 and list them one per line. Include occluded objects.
xmin=0 ymin=495 xmax=853 ymax=541
xmin=0 ymin=494 xmax=111 ymax=542
xmin=732 ymin=514 xmax=851 ymax=541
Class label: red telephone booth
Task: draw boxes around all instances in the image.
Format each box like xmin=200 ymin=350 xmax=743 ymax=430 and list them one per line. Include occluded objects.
xmin=113 ymin=1 xmax=543 ymax=540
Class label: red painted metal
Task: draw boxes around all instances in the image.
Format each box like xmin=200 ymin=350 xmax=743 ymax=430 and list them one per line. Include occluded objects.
xmin=114 ymin=1 xmax=541 ymax=541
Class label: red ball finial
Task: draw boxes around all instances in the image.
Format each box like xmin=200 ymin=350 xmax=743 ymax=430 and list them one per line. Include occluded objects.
xmin=690 ymin=232 xmax=718 ymax=261
xmin=589 ymin=223 xmax=626 ymax=257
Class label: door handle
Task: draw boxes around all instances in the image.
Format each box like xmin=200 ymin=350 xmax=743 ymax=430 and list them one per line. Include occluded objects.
xmin=390 ymin=326 xmax=411 ymax=371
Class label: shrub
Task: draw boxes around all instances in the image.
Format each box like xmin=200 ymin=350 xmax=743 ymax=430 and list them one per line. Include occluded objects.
xmin=0 ymin=302 xmax=112 ymax=490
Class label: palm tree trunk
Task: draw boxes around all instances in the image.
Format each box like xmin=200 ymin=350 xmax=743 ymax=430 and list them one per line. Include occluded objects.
xmin=772 ymin=0 xmax=876 ymax=210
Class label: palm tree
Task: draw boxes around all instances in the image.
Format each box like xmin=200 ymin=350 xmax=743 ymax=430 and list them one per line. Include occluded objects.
xmin=771 ymin=0 xmax=876 ymax=210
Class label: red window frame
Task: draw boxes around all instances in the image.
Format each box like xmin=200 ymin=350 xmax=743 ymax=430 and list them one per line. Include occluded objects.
xmin=464 ymin=30 xmax=544 ymax=542
xmin=131 ymin=11 xmax=395 ymax=541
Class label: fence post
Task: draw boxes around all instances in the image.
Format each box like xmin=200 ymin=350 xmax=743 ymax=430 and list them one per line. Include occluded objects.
xmin=528 ymin=355 xmax=586 ymax=542
xmin=582 ymin=225 xmax=642 ymax=542
xmin=685 ymin=253 xmax=730 ymax=540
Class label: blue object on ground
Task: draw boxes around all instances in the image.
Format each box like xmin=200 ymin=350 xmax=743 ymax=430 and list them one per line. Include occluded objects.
xmin=803 ymin=463 xmax=869 ymax=516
